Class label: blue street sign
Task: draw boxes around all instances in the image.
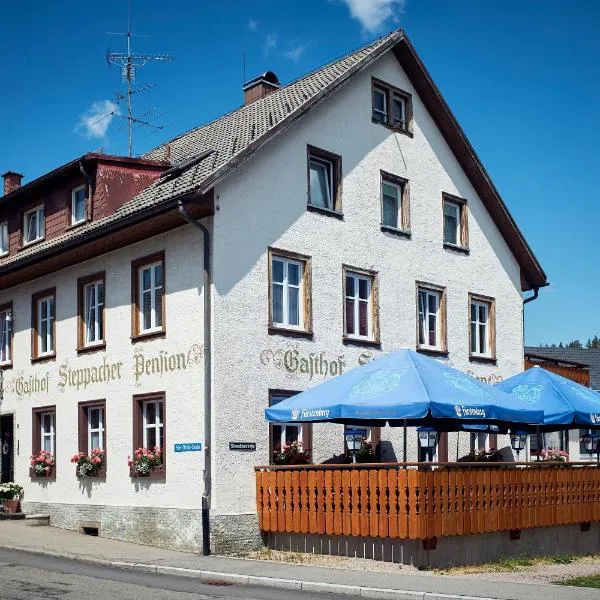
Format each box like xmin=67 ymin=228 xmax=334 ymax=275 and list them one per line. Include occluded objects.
xmin=174 ymin=442 xmax=203 ymax=452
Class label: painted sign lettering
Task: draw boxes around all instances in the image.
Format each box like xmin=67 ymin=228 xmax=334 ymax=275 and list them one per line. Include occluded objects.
xmin=58 ymin=358 xmax=123 ymax=392
xmin=174 ymin=442 xmax=203 ymax=452
xmin=134 ymin=343 xmax=204 ymax=386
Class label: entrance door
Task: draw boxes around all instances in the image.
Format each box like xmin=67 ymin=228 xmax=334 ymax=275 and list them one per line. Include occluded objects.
xmin=0 ymin=414 xmax=14 ymax=483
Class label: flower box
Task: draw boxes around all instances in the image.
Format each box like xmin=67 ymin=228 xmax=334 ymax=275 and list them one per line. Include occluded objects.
xmin=71 ymin=449 xmax=105 ymax=478
xmin=128 ymin=447 xmax=164 ymax=478
xmin=30 ymin=450 xmax=55 ymax=478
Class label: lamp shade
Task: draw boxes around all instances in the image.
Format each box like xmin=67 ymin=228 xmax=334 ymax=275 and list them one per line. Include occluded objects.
xmin=510 ymin=432 xmax=527 ymax=452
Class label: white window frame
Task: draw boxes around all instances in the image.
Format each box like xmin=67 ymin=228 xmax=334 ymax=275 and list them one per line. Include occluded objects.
xmin=37 ymin=295 xmax=55 ymax=356
xmin=381 ymin=178 xmax=402 ymax=229
xmin=273 ymin=423 xmax=303 ymax=449
xmin=308 ymin=155 xmax=334 ymax=210
xmin=83 ymin=280 xmax=104 ymax=346
xmin=443 ymin=200 xmax=461 ymax=246
xmin=0 ymin=307 xmax=12 ymax=364
xmin=0 ymin=221 xmax=8 ymax=256
xmin=87 ymin=406 xmax=105 ymax=451
xmin=23 ymin=205 xmax=45 ymax=245
xmin=271 ymin=256 xmax=305 ymax=330
xmin=41 ymin=411 xmax=55 ymax=455
xmin=142 ymin=400 xmax=164 ymax=449
xmin=71 ymin=185 xmax=87 ymax=225
xmin=470 ymin=300 xmax=490 ymax=357
xmin=372 ymin=85 xmax=388 ymax=122
xmin=391 ymin=92 xmax=407 ymax=129
xmin=138 ymin=261 xmax=163 ymax=333
xmin=345 ymin=272 xmax=373 ymax=341
xmin=418 ymin=288 xmax=441 ymax=350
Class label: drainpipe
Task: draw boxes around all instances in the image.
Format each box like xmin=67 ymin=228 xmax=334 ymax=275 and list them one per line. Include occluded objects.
xmin=79 ymin=161 xmax=93 ymax=219
xmin=178 ymin=198 xmax=212 ymax=556
xmin=523 ymin=287 xmax=540 ymax=305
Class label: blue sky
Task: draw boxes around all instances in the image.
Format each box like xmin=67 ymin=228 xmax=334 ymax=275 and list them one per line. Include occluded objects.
xmin=1 ymin=1 xmax=599 ymax=346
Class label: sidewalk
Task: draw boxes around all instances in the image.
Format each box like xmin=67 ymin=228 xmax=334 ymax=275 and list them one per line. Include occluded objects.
xmin=0 ymin=520 xmax=597 ymax=600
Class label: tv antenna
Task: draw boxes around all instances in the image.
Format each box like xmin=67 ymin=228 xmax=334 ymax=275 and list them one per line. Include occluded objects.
xmin=106 ymin=14 xmax=173 ymax=156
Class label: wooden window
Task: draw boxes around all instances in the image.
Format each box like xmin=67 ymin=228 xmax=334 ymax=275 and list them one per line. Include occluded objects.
xmin=371 ymin=78 xmax=413 ymax=134
xmin=380 ymin=171 xmax=410 ymax=233
xmin=416 ymin=283 xmax=447 ymax=353
xmin=0 ymin=221 xmax=8 ymax=255
xmin=31 ymin=288 xmax=56 ymax=360
xmin=307 ymin=145 xmax=342 ymax=215
xmin=32 ymin=405 xmax=56 ymax=456
xmin=269 ymin=390 xmax=312 ymax=464
xmin=133 ymin=392 xmax=166 ymax=477
xmin=71 ymin=185 xmax=87 ymax=225
xmin=343 ymin=266 xmax=379 ymax=344
xmin=131 ymin=252 xmax=165 ymax=340
xmin=469 ymin=294 xmax=496 ymax=359
xmin=78 ymin=273 xmax=105 ymax=351
xmin=78 ymin=400 xmax=106 ymax=475
xmin=268 ymin=248 xmax=312 ymax=335
xmin=0 ymin=302 xmax=12 ymax=366
xmin=23 ymin=204 xmax=45 ymax=245
xmin=442 ymin=193 xmax=469 ymax=250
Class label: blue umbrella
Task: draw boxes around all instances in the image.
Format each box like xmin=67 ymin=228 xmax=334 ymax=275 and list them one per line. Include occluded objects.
xmin=498 ymin=365 xmax=600 ymax=429
xmin=265 ymin=349 xmax=543 ymax=427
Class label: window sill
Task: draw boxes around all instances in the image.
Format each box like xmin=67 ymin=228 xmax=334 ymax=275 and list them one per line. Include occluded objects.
xmin=31 ymin=352 xmax=56 ymax=364
xmin=77 ymin=342 xmax=106 ymax=355
xmin=0 ymin=251 xmax=8 ymax=258
xmin=443 ymin=242 xmax=470 ymax=255
xmin=21 ymin=238 xmax=45 ymax=250
xmin=29 ymin=468 xmax=55 ymax=480
xmin=343 ymin=336 xmax=381 ymax=349
xmin=0 ymin=361 xmax=12 ymax=370
xmin=380 ymin=225 xmax=411 ymax=239
xmin=416 ymin=347 xmax=449 ymax=358
xmin=67 ymin=219 xmax=89 ymax=231
xmin=372 ymin=118 xmax=413 ymax=138
xmin=76 ymin=469 xmax=106 ymax=480
xmin=469 ymin=355 xmax=497 ymax=365
xmin=307 ymin=204 xmax=344 ymax=220
xmin=268 ymin=326 xmax=314 ymax=340
xmin=130 ymin=465 xmax=165 ymax=480
xmin=131 ymin=329 xmax=166 ymax=344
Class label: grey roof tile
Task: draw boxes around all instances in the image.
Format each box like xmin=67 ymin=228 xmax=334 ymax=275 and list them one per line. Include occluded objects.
xmin=524 ymin=347 xmax=600 ymax=390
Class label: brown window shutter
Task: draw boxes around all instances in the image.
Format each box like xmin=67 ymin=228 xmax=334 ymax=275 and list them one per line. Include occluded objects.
xmin=460 ymin=203 xmax=469 ymax=247
xmin=303 ymin=258 xmax=313 ymax=332
xmin=402 ymin=182 xmax=411 ymax=231
xmin=440 ymin=290 xmax=448 ymax=352
xmin=489 ymin=299 xmax=497 ymax=358
xmin=303 ymin=424 xmax=313 ymax=463
xmin=438 ymin=432 xmax=448 ymax=462
xmin=372 ymin=275 xmax=380 ymax=343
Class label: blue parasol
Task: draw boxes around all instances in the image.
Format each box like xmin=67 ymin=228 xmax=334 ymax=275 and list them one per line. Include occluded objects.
xmin=498 ymin=365 xmax=600 ymax=429
xmin=265 ymin=349 xmax=543 ymax=427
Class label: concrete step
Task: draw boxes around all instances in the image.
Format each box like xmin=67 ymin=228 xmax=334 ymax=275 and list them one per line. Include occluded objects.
xmin=25 ymin=514 xmax=50 ymax=526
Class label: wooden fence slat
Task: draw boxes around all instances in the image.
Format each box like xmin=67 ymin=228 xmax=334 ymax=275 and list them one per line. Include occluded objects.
xmin=333 ymin=470 xmax=343 ymax=536
xmin=351 ymin=469 xmax=361 ymax=537
xmin=379 ymin=469 xmax=389 ymax=538
xmin=407 ymin=469 xmax=418 ymax=539
xmin=387 ymin=470 xmax=398 ymax=538
xmin=341 ymin=470 xmax=352 ymax=536
xmin=299 ymin=470 xmax=309 ymax=533
xmin=316 ymin=470 xmax=326 ymax=535
xmin=324 ymin=470 xmax=334 ymax=535
xmin=359 ymin=469 xmax=370 ymax=537
xmin=398 ymin=469 xmax=408 ymax=539
xmin=308 ymin=470 xmax=317 ymax=534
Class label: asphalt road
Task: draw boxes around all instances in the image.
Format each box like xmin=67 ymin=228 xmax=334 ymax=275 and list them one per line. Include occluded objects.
xmin=0 ymin=548 xmax=351 ymax=600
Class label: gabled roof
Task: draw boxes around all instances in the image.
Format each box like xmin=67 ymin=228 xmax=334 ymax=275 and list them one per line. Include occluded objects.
xmin=525 ymin=347 xmax=600 ymax=390
xmin=0 ymin=30 xmax=547 ymax=291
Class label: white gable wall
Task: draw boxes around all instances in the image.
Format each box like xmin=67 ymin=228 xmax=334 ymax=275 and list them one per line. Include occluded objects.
xmin=211 ymin=51 xmax=524 ymax=515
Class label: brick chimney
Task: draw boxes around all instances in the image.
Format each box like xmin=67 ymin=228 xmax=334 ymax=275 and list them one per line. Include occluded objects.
xmin=243 ymin=71 xmax=280 ymax=105
xmin=2 ymin=171 xmax=24 ymax=196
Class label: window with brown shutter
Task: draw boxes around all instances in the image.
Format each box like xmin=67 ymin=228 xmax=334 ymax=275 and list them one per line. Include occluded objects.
xmin=342 ymin=266 xmax=380 ymax=346
xmin=31 ymin=288 xmax=56 ymax=361
xmin=371 ymin=78 xmax=413 ymax=135
xmin=78 ymin=400 xmax=106 ymax=477
xmin=77 ymin=272 xmax=106 ymax=353
xmin=269 ymin=390 xmax=312 ymax=464
xmin=380 ymin=171 xmax=411 ymax=236
xmin=131 ymin=252 xmax=165 ymax=341
xmin=132 ymin=392 xmax=166 ymax=478
xmin=468 ymin=293 xmax=496 ymax=362
xmin=32 ymin=405 xmax=56 ymax=457
xmin=416 ymin=282 xmax=447 ymax=355
xmin=442 ymin=193 xmax=469 ymax=252
xmin=307 ymin=145 xmax=343 ymax=217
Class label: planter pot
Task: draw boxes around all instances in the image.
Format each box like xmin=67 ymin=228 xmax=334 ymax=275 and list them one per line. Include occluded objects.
xmin=30 ymin=467 xmax=54 ymax=478
xmin=2 ymin=499 xmax=21 ymax=514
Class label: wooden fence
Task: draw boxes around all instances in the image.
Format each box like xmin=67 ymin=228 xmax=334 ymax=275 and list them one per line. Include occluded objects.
xmin=255 ymin=463 xmax=600 ymax=540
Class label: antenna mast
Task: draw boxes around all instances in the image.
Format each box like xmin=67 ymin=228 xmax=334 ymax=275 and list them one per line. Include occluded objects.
xmin=106 ymin=13 xmax=173 ymax=156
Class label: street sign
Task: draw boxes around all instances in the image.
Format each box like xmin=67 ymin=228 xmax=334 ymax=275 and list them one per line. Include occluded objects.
xmin=174 ymin=442 xmax=203 ymax=452
xmin=229 ymin=442 xmax=256 ymax=451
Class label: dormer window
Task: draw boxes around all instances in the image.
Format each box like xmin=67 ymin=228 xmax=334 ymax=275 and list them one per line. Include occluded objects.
xmin=23 ymin=205 xmax=44 ymax=245
xmin=371 ymin=78 xmax=412 ymax=135
xmin=71 ymin=185 xmax=87 ymax=225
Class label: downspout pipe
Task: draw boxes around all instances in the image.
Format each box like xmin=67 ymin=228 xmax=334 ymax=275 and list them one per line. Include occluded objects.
xmin=523 ymin=287 xmax=540 ymax=305
xmin=178 ymin=199 xmax=212 ymax=556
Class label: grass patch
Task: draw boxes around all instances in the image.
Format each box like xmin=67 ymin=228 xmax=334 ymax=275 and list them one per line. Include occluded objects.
xmin=558 ymin=573 xmax=600 ymax=588
xmin=436 ymin=553 xmax=583 ymax=574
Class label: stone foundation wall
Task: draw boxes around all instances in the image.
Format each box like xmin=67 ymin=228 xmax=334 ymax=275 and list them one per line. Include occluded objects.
xmin=266 ymin=523 xmax=600 ymax=569
xmin=22 ymin=502 xmax=264 ymax=554
xmin=22 ymin=502 xmax=204 ymax=552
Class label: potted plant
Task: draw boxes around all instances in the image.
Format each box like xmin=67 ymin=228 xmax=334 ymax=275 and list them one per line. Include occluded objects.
xmin=273 ymin=441 xmax=311 ymax=465
xmin=354 ymin=440 xmax=376 ymax=463
xmin=70 ymin=448 xmax=105 ymax=477
xmin=540 ymin=448 xmax=569 ymax=463
xmin=30 ymin=450 xmax=55 ymax=477
xmin=0 ymin=483 xmax=23 ymax=513
xmin=128 ymin=447 xmax=163 ymax=476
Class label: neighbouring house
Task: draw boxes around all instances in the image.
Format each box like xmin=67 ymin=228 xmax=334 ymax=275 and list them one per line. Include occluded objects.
xmin=524 ymin=346 xmax=600 ymax=460
xmin=0 ymin=29 xmax=546 ymax=554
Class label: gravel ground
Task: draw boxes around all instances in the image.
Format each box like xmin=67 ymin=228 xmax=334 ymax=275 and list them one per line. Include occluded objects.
xmin=245 ymin=550 xmax=600 ymax=585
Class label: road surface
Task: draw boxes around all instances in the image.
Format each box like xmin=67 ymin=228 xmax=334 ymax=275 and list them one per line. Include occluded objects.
xmin=0 ymin=547 xmax=353 ymax=599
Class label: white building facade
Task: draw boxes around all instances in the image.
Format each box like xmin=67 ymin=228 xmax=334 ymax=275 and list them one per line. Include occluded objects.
xmin=0 ymin=30 xmax=547 ymax=553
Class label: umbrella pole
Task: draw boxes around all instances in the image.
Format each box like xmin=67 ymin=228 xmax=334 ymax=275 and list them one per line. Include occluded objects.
xmin=536 ymin=426 xmax=541 ymax=462
xmin=456 ymin=431 xmax=460 ymax=461
xmin=403 ymin=420 xmax=407 ymax=462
